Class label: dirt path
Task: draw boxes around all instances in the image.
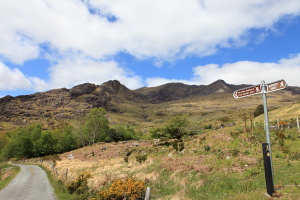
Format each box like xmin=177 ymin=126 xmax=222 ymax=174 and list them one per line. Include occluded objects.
xmin=0 ymin=164 xmax=57 ymax=200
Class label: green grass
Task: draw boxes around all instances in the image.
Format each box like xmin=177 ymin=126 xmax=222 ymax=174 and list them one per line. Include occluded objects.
xmin=0 ymin=163 xmax=20 ymax=190
xmin=143 ymin=126 xmax=300 ymax=199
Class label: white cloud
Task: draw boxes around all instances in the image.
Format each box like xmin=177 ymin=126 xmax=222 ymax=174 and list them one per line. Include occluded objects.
xmin=0 ymin=62 xmax=32 ymax=90
xmin=0 ymin=0 xmax=300 ymax=93
xmin=146 ymin=77 xmax=194 ymax=87
xmin=192 ymin=54 xmax=300 ymax=86
xmin=1 ymin=0 xmax=300 ymax=64
xmin=0 ymin=30 xmax=40 ymax=64
xmin=145 ymin=54 xmax=300 ymax=87
xmin=47 ymin=58 xmax=143 ymax=90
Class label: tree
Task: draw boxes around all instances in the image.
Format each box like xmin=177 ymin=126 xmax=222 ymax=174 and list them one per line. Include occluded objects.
xmin=150 ymin=127 xmax=167 ymax=139
xmin=84 ymin=107 xmax=109 ymax=145
xmin=165 ymin=115 xmax=189 ymax=139
xmin=53 ymin=123 xmax=78 ymax=153
xmin=254 ymin=104 xmax=264 ymax=117
xmin=35 ymin=131 xmax=55 ymax=156
xmin=2 ymin=136 xmax=33 ymax=159
xmin=2 ymin=127 xmax=34 ymax=159
xmin=108 ymin=128 xmax=120 ymax=142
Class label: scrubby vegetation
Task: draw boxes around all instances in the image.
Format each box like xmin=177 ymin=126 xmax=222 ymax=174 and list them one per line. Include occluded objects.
xmin=0 ymin=108 xmax=139 ymax=160
xmin=1 ymin=90 xmax=300 ymax=199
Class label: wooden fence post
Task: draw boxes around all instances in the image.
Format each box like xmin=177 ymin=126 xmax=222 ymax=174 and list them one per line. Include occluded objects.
xmin=144 ymin=187 xmax=151 ymax=200
xmin=65 ymin=168 xmax=68 ymax=182
xmin=297 ymin=117 xmax=300 ymax=133
xmin=52 ymin=162 xmax=55 ymax=172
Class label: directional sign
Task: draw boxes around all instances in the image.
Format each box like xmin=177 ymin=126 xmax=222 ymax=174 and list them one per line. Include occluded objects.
xmin=233 ymin=85 xmax=262 ymax=99
xmin=266 ymin=79 xmax=287 ymax=93
xmin=233 ymin=79 xmax=287 ymax=196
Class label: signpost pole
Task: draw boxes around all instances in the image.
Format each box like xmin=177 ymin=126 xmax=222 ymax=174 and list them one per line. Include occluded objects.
xmin=261 ymin=80 xmax=275 ymax=196
xmin=261 ymin=81 xmax=273 ymax=158
xmin=234 ymin=79 xmax=287 ymax=197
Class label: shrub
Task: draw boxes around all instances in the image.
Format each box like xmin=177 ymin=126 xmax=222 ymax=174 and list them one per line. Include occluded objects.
xmin=230 ymin=131 xmax=240 ymax=138
xmin=290 ymin=151 xmax=300 ymax=160
xmin=204 ymin=124 xmax=213 ymax=129
xmin=254 ymin=104 xmax=264 ymax=117
xmin=136 ymin=154 xmax=147 ymax=163
xmin=172 ymin=141 xmax=179 ymax=151
xmin=150 ymin=127 xmax=168 ymax=139
xmin=179 ymin=142 xmax=185 ymax=152
xmin=67 ymin=171 xmax=92 ymax=195
xmin=165 ymin=115 xmax=189 ymax=139
xmin=96 ymin=178 xmax=146 ymax=200
xmin=219 ymin=116 xmax=230 ymax=123
xmin=204 ymin=145 xmax=211 ymax=151
xmin=231 ymin=149 xmax=239 ymax=157
xmin=171 ymin=139 xmax=185 ymax=152
xmin=124 ymin=156 xmax=129 ymax=163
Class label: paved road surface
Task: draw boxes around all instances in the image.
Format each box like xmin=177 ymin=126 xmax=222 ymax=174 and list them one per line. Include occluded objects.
xmin=0 ymin=164 xmax=57 ymax=200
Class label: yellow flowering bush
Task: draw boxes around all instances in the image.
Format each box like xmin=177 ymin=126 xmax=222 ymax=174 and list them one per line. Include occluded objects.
xmin=96 ymin=178 xmax=146 ymax=200
xmin=67 ymin=171 xmax=93 ymax=195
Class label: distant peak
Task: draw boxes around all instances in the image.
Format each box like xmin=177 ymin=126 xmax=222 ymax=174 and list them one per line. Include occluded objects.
xmin=211 ymin=79 xmax=227 ymax=85
xmin=101 ymin=80 xmax=130 ymax=94
xmin=103 ymin=80 xmax=122 ymax=87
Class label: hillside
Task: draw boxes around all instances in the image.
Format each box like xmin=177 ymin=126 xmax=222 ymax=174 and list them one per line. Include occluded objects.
xmin=2 ymin=80 xmax=300 ymax=199
xmin=32 ymin=105 xmax=300 ymax=199
xmin=1 ymin=80 xmax=300 ymax=132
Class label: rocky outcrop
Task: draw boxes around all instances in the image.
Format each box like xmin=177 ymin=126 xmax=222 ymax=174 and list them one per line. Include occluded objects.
xmin=70 ymin=83 xmax=97 ymax=98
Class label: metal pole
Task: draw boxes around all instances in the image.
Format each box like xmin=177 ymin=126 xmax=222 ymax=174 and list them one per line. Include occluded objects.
xmin=261 ymin=81 xmax=275 ymax=182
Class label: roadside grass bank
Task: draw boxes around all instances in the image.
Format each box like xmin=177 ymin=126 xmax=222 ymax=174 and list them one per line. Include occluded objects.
xmin=37 ymin=164 xmax=76 ymax=200
xmin=0 ymin=163 xmax=20 ymax=190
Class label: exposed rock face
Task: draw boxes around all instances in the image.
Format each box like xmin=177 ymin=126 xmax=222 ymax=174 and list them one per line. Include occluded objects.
xmin=70 ymin=83 xmax=97 ymax=98
xmin=134 ymin=80 xmax=250 ymax=103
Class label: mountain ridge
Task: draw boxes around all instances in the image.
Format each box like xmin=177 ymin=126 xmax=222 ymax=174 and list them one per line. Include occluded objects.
xmin=1 ymin=79 xmax=300 ymax=130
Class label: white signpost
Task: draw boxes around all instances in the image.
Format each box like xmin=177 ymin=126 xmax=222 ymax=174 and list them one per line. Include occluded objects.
xmin=233 ymin=79 xmax=287 ymax=196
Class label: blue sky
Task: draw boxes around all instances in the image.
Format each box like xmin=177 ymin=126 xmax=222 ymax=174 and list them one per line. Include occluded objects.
xmin=1 ymin=0 xmax=300 ymax=97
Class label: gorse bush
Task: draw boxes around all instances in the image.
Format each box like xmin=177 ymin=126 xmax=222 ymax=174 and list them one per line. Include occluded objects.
xmin=96 ymin=178 xmax=146 ymax=200
xmin=67 ymin=171 xmax=92 ymax=195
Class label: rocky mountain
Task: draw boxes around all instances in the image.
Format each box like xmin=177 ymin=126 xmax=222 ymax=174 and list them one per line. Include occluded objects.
xmin=0 ymin=79 xmax=299 ymax=129
xmin=135 ymin=79 xmax=247 ymax=103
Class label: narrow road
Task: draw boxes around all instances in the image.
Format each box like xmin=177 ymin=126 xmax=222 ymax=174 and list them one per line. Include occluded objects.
xmin=0 ymin=164 xmax=57 ymax=200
